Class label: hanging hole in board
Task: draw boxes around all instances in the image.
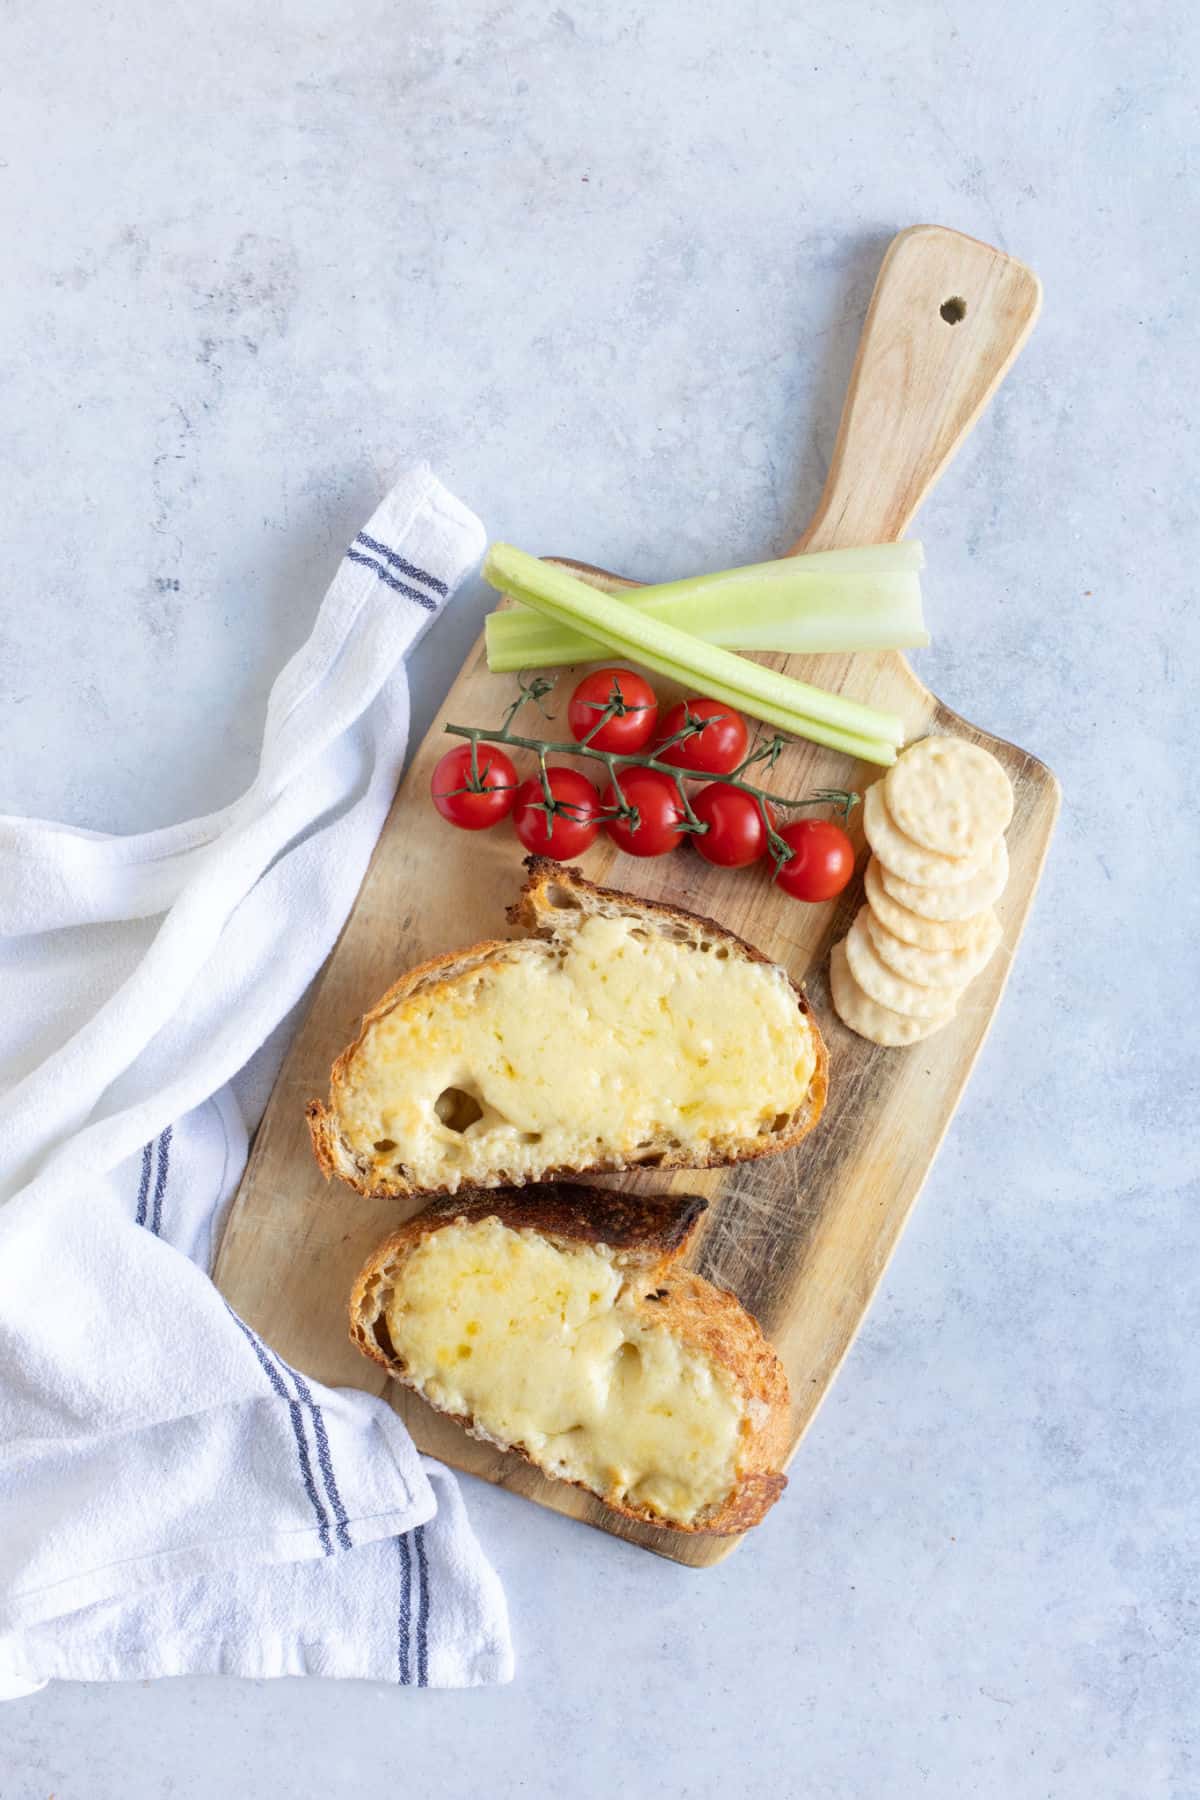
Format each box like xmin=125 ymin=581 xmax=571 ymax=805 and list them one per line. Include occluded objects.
xmin=940 ymin=295 xmax=967 ymax=325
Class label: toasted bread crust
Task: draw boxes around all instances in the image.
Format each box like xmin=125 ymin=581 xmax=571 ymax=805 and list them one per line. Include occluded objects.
xmin=308 ymin=861 xmax=829 ymax=1201
xmin=512 ymin=856 xmax=789 ymax=970
xmin=350 ymin=1185 xmax=788 ymax=1535
xmin=355 ymin=1182 xmax=710 ymax=1263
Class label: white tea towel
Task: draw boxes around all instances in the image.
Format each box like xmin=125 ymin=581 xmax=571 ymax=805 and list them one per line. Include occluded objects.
xmin=0 ymin=466 xmax=513 ymax=1692
xmin=1 ymin=1460 xmax=503 ymax=1686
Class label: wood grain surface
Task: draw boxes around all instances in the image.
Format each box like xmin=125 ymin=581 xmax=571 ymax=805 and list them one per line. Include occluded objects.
xmin=214 ymin=225 xmax=1058 ymax=1567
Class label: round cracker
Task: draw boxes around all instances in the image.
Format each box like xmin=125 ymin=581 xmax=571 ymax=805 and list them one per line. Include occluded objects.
xmin=864 ymin=856 xmax=998 ymax=951
xmin=884 ymin=736 xmax=1013 ymax=858
xmin=862 ymin=782 xmax=989 ymax=888
xmin=845 ymin=908 xmax=960 ymax=1018
xmin=829 ymin=940 xmax=952 ymax=1047
xmin=879 ymin=836 xmax=1009 ymax=920
xmin=865 ymin=904 xmax=1001 ymax=989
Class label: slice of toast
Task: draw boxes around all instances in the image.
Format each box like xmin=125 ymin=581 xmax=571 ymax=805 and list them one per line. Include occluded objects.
xmin=350 ymin=1185 xmax=790 ymax=1534
xmin=308 ymin=858 xmax=828 ymax=1201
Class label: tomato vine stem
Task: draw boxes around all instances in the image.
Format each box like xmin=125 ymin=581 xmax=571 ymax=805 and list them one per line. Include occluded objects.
xmin=444 ymin=677 xmax=859 ymax=869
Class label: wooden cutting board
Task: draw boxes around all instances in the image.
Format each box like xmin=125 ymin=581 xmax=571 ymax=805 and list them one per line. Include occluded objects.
xmin=214 ymin=225 xmax=1059 ymax=1567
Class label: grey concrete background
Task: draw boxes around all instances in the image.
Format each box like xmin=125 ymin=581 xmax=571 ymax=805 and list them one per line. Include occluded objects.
xmin=2 ymin=2 xmax=1197 ymax=1796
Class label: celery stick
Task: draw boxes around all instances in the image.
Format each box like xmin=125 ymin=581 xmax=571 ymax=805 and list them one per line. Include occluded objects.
xmin=485 ymin=543 xmax=927 ymax=671
xmin=486 ymin=563 xmax=928 ymax=671
xmin=483 ymin=543 xmax=904 ymax=764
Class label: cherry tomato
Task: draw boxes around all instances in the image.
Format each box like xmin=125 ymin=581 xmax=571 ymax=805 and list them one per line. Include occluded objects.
xmin=656 ymin=697 xmax=749 ymax=776
xmin=602 ymin=768 xmax=688 ymax=858
xmin=691 ymin=783 xmax=771 ymax=868
xmin=430 ymin=743 xmax=518 ymax=830
xmin=773 ymin=819 xmax=856 ymax=900
xmin=512 ymin=766 xmax=602 ymax=858
xmin=567 ymin=667 xmax=658 ymax=753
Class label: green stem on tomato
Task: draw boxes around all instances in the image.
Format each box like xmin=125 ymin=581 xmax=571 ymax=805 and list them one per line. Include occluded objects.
xmin=442 ymin=719 xmax=858 ymax=866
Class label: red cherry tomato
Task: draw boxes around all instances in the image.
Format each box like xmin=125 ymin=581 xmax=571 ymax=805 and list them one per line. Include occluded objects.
xmin=773 ymin=819 xmax=856 ymax=900
xmin=512 ymin=766 xmax=602 ymax=858
xmin=691 ymin=783 xmax=771 ymax=868
xmin=656 ymin=697 xmax=749 ymax=776
xmin=430 ymin=744 xmax=518 ymax=830
xmin=602 ymin=768 xmax=688 ymax=858
xmin=567 ymin=667 xmax=658 ymax=753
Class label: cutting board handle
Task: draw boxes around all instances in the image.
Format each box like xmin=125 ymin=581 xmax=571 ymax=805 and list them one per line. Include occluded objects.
xmin=794 ymin=224 xmax=1042 ymax=553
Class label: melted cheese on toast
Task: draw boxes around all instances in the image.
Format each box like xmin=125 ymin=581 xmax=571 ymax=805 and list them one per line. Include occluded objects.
xmin=385 ymin=1217 xmax=744 ymax=1524
xmin=338 ymin=914 xmax=816 ymax=1191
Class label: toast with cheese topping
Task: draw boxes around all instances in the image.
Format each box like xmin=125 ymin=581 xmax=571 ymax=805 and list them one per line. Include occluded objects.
xmin=350 ymin=1185 xmax=789 ymax=1534
xmin=307 ymin=859 xmax=827 ymax=1200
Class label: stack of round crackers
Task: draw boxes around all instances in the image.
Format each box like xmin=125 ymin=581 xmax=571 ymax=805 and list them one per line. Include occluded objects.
xmin=830 ymin=736 xmax=1013 ymax=1047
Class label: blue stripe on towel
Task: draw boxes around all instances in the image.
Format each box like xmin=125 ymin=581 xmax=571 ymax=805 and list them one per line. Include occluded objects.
xmin=344 ymin=549 xmax=438 ymax=611
xmin=397 ymin=1533 xmax=414 ymax=1684
xmin=226 ymin=1309 xmax=333 ymax=1555
xmin=285 ymin=1365 xmax=352 ymax=1550
xmin=414 ymin=1524 xmax=430 ymax=1687
xmin=134 ymin=1142 xmax=153 ymax=1226
xmin=355 ymin=531 xmax=448 ymax=596
xmin=148 ymin=1127 xmax=172 ymax=1236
